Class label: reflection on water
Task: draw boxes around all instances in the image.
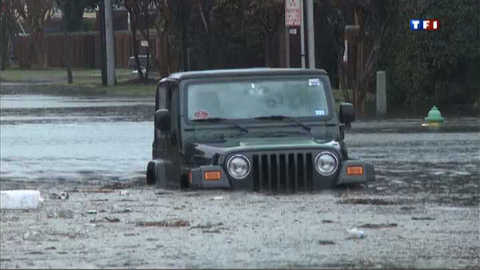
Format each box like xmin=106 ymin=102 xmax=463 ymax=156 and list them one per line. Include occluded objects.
xmin=0 ymin=95 xmax=152 ymax=109
xmin=1 ymin=122 xmax=152 ymax=181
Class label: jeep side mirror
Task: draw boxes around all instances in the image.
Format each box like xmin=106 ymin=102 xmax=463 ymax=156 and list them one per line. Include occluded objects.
xmin=155 ymin=109 xmax=170 ymax=131
xmin=339 ymin=103 xmax=355 ymax=125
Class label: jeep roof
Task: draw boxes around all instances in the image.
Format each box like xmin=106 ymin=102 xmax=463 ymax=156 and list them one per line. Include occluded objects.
xmin=161 ymin=68 xmax=329 ymax=82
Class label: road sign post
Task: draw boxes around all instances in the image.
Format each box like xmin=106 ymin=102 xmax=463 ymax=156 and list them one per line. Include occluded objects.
xmin=285 ymin=0 xmax=305 ymax=68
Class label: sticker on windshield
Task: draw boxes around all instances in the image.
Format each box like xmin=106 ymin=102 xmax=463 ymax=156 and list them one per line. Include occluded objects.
xmin=315 ymin=109 xmax=326 ymax=116
xmin=309 ymin=78 xmax=321 ymax=86
xmin=194 ymin=110 xmax=209 ymax=119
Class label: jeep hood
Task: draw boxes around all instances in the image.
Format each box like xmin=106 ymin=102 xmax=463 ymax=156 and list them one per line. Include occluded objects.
xmin=186 ymin=136 xmax=341 ymax=165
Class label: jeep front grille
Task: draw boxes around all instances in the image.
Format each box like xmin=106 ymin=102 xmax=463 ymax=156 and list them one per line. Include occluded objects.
xmin=252 ymin=152 xmax=314 ymax=192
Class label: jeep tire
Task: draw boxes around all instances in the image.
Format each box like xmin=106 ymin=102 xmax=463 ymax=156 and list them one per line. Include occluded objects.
xmin=146 ymin=161 xmax=156 ymax=185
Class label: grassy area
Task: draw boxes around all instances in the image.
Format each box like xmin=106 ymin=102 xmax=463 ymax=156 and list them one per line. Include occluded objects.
xmin=0 ymin=68 xmax=158 ymax=96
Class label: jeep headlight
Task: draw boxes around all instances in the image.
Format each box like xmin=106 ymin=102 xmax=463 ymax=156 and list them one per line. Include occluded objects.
xmin=314 ymin=152 xmax=339 ymax=176
xmin=226 ymin=154 xmax=251 ymax=179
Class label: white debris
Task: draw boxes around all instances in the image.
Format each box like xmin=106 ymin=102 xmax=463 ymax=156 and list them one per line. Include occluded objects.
xmin=0 ymin=190 xmax=43 ymax=210
xmin=347 ymin=227 xmax=365 ymax=239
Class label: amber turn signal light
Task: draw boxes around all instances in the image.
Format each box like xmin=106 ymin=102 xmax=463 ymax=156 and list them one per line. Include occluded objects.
xmin=204 ymin=171 xmax=221 ymax=181
xmin=347 ymin=166 xmax=363 ymax=176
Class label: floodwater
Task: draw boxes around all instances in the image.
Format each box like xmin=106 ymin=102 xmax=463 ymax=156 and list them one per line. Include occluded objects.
xmin=1 ymin=94 xmax=479 ymax=201
xmin=1 ymin=95 xmax=154 ymax=183
xmin=1 ymin=93 xmax=479 ymax=268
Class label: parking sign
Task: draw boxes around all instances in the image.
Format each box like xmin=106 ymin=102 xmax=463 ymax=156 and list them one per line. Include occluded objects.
xmin=285 ymin=0 xmax=302 ymax=27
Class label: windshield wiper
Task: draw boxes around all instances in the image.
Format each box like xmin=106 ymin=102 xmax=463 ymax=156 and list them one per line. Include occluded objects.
xmin=191 ymin=118 xmax=249 ymax=133
xmin=253 ymin=115 xmax=313 ymax=137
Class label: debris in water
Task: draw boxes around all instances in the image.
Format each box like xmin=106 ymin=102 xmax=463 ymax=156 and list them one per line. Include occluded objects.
xmin=412 ymin=216 xmax=435 ymax=221
xmin=339 ymin=198 xmax=400 ymax=205
xmin=190 ymin=222 xmax=224 ymax=230
xmin=23 ymin=231 xmax=42 ymax=241
xmin=358 ymin=223 xmax=397 ymax=229
xmin=49 ymin=192 xmax=69 ymax=200
xmin=104 ymin=217 xmax=120 ymax=223
xmin=80 ymin=189 xmax=114 ymax=193
xmin=318 ymin=240 xmax=335 ymax=245
xmin=202 ymin=229 xmax=222 ymax=234
xmin=155 ymin=191 xmax=172 ymax=196
xmin=135 ymin=219 xmax=190 ymax=227
xmin=111 ymin=208 xmax=132 ymax=214
xmin=1 ymin=190 xmax=44 ymax=210
xmin=90 ymin=199 xmax=108 ymax=202
xmin=49 ymin=209 xmax=74 ymax=219
xmin=347 ymin=228 xmax=365 ymax=239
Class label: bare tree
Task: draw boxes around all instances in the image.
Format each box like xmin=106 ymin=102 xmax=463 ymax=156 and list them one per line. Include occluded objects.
xmin=334 ymin=0 xmax=390 ymax=114
xmin=151 ymin=0 xmax=192 ymax=75
xmin=56 ymin=0 xmax=73 ymax=83
xmin=13 ymin=0 xmax=54 ymax=68
xmin=125 ymin=0 xmax=157 ymax=81
xmin=0 ymin=0 xmax=16 ymax=70
xmin=250 ymin=0 xmax=284 ymax=67
xmin=151 ymin=0 xmax=176 ymax=76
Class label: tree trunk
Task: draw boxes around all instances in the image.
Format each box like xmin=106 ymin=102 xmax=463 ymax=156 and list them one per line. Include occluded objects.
xmin=156 ymin=31 xmax=169 ymax=77
xmin=99 ymin=1 xmax=107 ymax=85
xmin=0 ymin=7 xmax=8 ymax=70
xmin=33 ymin=31 xmax=47 ymax=68
xmin=143 ymin=3 xmax=150 ymax=81
xmin=264 ymin=33 xmax=272 ymax=67
xmin=132 ymin=21 xmax=145 ymax=80
xmin=25 ymin=35 xmax=34 ymax=69
xmin=63 ymin=2 xmax=73 ymax=84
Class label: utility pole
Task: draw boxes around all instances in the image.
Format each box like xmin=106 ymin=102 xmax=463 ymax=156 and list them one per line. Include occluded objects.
xmin=305 ymin=0 xmax=315 ymax=69
xmin=62 ymin=1 xmax=73 ymax=84
xmin=99 ymin=1 xmax=107 ymax=86
xmin=300 ymin=0 xmax=306 ymax=68
xmin=104 ymin=0 xmax=116 ymax=86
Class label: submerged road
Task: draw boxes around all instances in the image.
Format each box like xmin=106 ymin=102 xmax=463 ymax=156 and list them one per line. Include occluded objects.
xmin=0 ymin=93 xmax=479 ymax=268
xmin=1 ymin=94 xmax=479 ymax=199
xmin=1 ymin=95 xmax=153 ymax=183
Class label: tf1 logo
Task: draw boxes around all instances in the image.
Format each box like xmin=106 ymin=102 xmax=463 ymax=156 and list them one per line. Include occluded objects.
xmin=410 ymin=19 xmax=439 ymax=31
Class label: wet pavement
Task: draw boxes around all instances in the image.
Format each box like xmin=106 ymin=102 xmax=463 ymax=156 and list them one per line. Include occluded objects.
xmin=0 ymin=92 xmax=479 ymax=268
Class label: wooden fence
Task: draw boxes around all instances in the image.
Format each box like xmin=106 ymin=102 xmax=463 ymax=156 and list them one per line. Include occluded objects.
xmin=13 ymin=31 xmax=157 ymax=69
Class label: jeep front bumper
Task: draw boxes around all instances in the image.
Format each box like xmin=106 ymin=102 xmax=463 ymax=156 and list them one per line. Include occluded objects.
xmin=189 ymin=159 xmax=375 ymax=191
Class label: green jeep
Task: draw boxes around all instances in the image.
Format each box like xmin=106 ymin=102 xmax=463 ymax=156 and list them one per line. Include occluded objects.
xmin=146 ymin=68 xmax=374 ymax=192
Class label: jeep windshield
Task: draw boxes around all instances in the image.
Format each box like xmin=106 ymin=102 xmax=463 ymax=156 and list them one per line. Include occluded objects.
xmin=186 ymin=77 xmax=329 ymax=121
